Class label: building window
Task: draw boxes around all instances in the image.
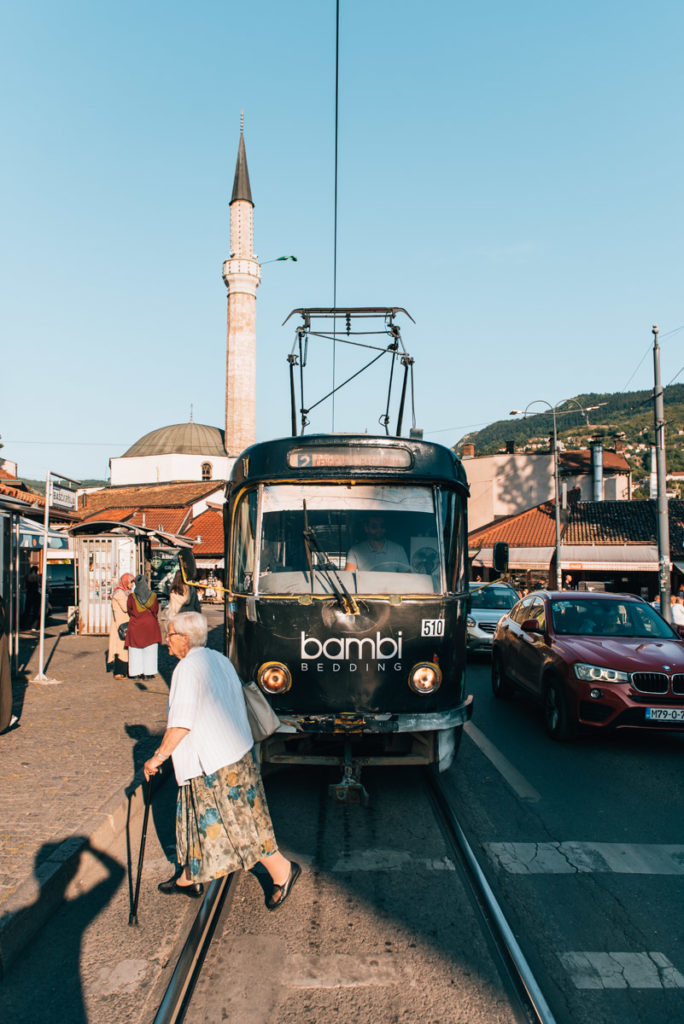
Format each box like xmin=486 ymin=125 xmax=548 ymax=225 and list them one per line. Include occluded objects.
xmin=201 ymin=462 xmax=212 ymax=481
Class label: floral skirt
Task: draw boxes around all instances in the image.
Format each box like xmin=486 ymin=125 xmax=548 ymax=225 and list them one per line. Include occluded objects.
xmin=176 ymin=748 xmax=278 ymax=883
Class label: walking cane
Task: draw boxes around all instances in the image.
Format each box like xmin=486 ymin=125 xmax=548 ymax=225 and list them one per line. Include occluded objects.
xmin=129 ymin=775 xmax=153 ymax=926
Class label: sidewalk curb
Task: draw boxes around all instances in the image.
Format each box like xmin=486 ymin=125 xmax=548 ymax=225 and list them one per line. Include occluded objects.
xmin=0 ymin=769 xmax=169 ymax=978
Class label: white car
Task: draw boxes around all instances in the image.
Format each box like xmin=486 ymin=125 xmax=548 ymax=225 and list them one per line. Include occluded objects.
xmin=467 ymin=583 xmax=519 ymax=654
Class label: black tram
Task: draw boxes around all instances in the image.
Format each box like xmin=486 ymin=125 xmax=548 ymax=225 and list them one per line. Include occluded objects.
xmin=224 ymin=433 xmax=473 ymax=789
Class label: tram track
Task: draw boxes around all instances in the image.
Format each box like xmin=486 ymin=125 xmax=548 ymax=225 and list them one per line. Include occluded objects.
xmin=150 ymin=766 xmax=559 ymax=1024
xmin=424 ymin=769 xmax=557 ymax=1024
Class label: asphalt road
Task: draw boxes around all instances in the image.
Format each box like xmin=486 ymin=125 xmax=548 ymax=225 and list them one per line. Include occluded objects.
xmin=442 ymin=655 xmax=684 ymax=1024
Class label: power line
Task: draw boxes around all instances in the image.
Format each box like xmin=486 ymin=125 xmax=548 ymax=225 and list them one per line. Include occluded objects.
xmin=621 ymin=323 xmax=684 ymax=392
xmin=7 ymin=439 xmax=128 ymax=446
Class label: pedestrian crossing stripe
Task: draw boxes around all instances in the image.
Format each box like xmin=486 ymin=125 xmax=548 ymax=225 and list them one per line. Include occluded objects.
xmin=484 ymin=841 xmax=684 ymax=874
xmin=559 ymin=952 xmax=684 ymax=989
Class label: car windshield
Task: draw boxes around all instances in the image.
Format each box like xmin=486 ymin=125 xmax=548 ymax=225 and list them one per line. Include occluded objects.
xmin=551 ymin=598 xmax=678 ymax=639
xmin=469 ymin=586 xmax=518 ymax=610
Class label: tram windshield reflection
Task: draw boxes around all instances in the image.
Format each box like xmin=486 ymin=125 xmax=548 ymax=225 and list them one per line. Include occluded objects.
xmin=232 ymin=483 xmax=455 ymax=596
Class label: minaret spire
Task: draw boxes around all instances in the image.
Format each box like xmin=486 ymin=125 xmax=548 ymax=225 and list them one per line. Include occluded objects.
xmin=223 ymin=116 xmax=261 ymax=457
xmin=231 ymin=111 xmax=253 ymax=205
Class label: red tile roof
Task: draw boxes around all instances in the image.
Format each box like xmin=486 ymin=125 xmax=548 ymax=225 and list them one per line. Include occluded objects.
xmin=470 ymin=499 xmax=684 ymax=556
xmin=559 ymin=449 xmax=630 ymax=474
xmin=128 ymin=508 xmax=190 ymax=534
xmin=77 ymin=481 xmax=222 ymax=515
xmin=182 ymin=508 xmax=223 ymax=555
xmin=469 ymin=502 xmax=558 ymax=547
xmin=78 ymin=507 xmax=138 ymax=525
xmin=0 ymin=481 xmax=44 ymax=507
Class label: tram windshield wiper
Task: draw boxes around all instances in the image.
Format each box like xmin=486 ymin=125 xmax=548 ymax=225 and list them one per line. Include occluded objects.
xmin=302 ymin=501 xmax=358 ymax=614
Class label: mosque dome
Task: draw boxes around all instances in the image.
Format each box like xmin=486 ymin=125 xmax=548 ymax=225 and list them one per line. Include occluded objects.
xmin=122 ymin=422 xmax=227 ymax=458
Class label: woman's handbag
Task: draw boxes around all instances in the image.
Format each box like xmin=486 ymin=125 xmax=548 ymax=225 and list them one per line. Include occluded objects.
xmin=118 ymin=622 xmax=128 ymax=641
xmin=242 ymin=681 xmax=280 ymax=743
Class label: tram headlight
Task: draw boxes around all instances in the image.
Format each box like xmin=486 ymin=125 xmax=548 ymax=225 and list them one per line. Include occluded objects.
xmin=257 ymin=661 xmax=292 ymax=695
xmin=409 ymin=662 xmax=443 ymax=694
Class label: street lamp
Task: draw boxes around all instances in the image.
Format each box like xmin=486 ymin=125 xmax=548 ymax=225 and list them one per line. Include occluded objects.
xmin=260 ymin=255 xmax=298 ymax=265
xmin=510 ymin=398 xmax=589 ymax=591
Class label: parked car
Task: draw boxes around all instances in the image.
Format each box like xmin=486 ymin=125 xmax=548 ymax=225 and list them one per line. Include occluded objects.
xmin=491 ymin=590 xmax=684 ymax=740
xmin=467 ymin=582 xmax=519 ymax=654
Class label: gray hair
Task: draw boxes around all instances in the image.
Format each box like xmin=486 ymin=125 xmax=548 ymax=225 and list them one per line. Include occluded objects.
xmin=169 ymin=611 xmax=208 ymax=648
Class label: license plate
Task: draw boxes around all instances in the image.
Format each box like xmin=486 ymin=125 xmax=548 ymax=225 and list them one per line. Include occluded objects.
xmin=645 ymin=707 xmax=684 ymax=722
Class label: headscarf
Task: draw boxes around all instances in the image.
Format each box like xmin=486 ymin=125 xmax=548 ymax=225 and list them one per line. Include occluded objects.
xmin=133 ymin=574 xmax=152 ymax=604
xmin=114 ymin=573 xmax=134 ymax=595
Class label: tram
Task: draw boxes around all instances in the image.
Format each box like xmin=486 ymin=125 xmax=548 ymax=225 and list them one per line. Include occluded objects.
xmin=224 ymin=432 xmax=473 ymax=792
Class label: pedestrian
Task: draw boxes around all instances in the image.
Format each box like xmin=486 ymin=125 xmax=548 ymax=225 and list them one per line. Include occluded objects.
xmin=126 ymin=574 xmax=162 ymax=679
xmin=107 ymin=573 xmax=134 ymax=679
xmin=168 ymin=570 xmax=201 ymax=616
xmin=143 ymin=611 xmax=300 ymax=910
xmin=671 ymin=595 xmax=684 ymax=630
xmin=22 ymin=565 xmax=41 ymax=629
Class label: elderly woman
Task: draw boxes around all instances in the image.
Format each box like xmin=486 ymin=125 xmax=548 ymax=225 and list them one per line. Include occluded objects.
xmin=143 ymin=611 xmax=300 ymax=910
xmin=126 ymin=574 xmax=162 ymax=679
xmin=108 ymin=573 xmax=134 ymax=679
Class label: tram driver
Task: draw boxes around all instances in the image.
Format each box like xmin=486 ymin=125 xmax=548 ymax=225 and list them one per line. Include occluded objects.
xmin=344 ymin=514 xmax=410 ymax=573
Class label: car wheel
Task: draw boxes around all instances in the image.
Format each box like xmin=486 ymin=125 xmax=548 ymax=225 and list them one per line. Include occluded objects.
xmin=491 ymin=655 xmax=514 ymax=699
xmin=543 ymin=676 xmax=575 ymax=741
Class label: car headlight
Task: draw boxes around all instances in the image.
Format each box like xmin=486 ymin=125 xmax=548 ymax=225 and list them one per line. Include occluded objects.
xmin=409 ymin=662 xmax=443 ymax=694
xmin=574 ymin=663 xmax=629 ymax=684
xmin=467 ymin=616 xmax=476 ymax=628
xmin=257 ymin=661 xmax=292 ymax=694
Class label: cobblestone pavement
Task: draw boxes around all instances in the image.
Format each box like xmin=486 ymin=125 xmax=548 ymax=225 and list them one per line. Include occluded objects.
xmin=0 ymin=605 xmax=224 ymax=973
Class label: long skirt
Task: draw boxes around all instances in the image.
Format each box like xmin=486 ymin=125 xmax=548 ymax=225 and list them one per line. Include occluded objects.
xmin=128 ymin=644 xmax=158 ymax=677
xmin=176 ymin=748 xmax=277 ymax=883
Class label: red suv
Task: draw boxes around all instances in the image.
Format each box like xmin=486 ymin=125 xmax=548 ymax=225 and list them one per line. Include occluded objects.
xmin=491 ymin=591 xmax=684 ymax=740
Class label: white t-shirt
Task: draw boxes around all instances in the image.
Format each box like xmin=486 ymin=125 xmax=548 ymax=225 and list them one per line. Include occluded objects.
xmin=167 ymin=646 xmax=253 ymax=785
xmin=346 ymin=539 xmax=409 ymax=572
xmin=671 ymin=602 xmax=684 ymax=626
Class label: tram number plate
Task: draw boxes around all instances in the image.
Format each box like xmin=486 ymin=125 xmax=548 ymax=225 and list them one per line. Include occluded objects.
xmin=421 ymin=619 xmax=445 ymax=637
xmin=645 ymin=707 xmax=684 ymax=722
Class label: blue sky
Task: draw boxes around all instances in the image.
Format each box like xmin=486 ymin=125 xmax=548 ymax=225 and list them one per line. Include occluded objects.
xmin=2 ymin=0 xmax=683 ymax=481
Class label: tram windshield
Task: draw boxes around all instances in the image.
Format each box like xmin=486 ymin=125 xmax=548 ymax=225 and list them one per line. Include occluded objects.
xmin=231 ymin=483 xmax=466 ymax=596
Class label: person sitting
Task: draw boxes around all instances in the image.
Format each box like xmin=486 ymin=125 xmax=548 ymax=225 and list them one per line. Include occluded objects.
xmin=344 ymin=515 xmax=410 ymax=573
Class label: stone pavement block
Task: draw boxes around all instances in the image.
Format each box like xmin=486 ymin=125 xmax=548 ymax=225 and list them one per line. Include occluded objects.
xmin=0 ymin=606 xmax=225 ymax=976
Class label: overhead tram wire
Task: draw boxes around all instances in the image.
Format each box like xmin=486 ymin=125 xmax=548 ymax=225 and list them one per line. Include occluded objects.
xmin=331 ymin=0 xmax=340 ymax=431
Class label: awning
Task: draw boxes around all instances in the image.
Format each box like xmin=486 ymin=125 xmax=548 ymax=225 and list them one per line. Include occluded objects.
xmin=195 ymin=558 xmax=224 ymax=569
xmin=470 ymin=547 xmax=554 ymax=570
xmin=560 ymin=544 xmax=658 ymax=572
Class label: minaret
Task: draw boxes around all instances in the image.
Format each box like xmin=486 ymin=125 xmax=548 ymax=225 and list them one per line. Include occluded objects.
xmin=223 ymin=115 xmax=261 ymax=456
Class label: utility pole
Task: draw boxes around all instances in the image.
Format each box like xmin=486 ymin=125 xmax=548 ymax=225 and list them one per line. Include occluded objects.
xmin=652 ymin=324 xmax=671 ymax=621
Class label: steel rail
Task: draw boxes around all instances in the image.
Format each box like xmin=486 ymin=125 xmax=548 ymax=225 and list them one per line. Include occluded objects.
xmin=151 ymin=872 xmax=239 ymax=1024
xmin=425 ymin=770 xmax=558 ymax=1024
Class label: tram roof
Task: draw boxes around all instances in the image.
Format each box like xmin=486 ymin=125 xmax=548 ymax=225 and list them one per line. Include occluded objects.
xmin=228 ymin=434 xmax=469 ymax=490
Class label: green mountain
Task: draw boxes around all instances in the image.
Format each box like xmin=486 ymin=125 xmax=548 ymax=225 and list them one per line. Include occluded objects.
xmin=456 ymin=384 xmax=684 ymax=490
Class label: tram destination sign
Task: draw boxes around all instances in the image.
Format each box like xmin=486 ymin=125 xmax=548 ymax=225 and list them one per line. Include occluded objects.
xmin=288 ymin=446 xmax=412 ymax=469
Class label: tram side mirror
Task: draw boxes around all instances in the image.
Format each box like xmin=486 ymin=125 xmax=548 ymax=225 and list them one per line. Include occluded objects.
xmin=493 ymin=542 xmax=509 ymax=574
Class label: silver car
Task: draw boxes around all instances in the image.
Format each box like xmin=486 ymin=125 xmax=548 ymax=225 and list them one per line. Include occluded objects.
xmin=467 ymin=583 xmax=519 ymax=654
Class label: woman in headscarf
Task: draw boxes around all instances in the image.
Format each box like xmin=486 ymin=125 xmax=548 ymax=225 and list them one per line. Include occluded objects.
xmin=126 ymin=574 xmax=162 ymax=679
xmin=107 ymin=573 xmax=134 ymax=680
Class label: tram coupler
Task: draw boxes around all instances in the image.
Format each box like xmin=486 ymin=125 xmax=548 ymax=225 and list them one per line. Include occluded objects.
xmin=328 ymin=741 xmax=369 ymax=806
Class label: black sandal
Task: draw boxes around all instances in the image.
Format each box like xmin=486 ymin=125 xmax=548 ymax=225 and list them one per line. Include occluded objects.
xmin=267 ymin=861 xmax=301 ymax=910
